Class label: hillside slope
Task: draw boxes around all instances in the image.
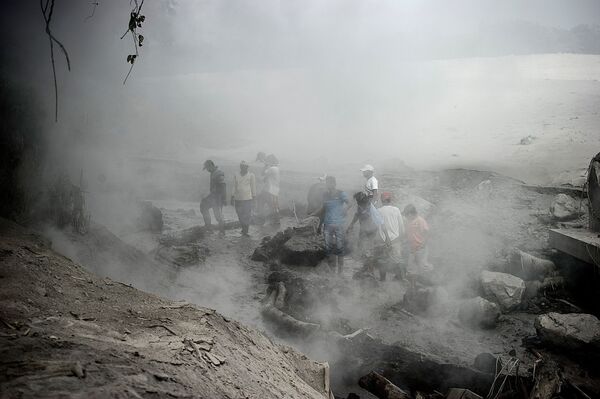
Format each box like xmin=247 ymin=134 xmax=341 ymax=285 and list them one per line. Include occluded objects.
xmin=0 ymin=219 xmax=330 ymax=399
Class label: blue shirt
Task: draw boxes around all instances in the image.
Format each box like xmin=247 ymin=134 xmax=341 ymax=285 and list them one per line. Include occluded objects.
xmin=323 ymin=190 xmax=349 ymax=225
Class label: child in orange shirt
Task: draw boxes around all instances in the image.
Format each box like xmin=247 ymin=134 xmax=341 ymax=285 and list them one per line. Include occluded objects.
xmin=403 ymin=204 xmax=432 ymax=283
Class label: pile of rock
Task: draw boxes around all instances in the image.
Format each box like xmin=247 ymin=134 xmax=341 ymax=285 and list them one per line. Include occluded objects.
xmin=252 ymin=226 xmax=326 ymax=266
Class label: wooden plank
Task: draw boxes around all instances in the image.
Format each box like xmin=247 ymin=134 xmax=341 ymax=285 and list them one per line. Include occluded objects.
xmin=549 ymin=229 xmax=600 ymax=266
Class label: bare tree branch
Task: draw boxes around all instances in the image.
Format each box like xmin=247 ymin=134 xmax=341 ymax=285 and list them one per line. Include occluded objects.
xmin=40 ymin=0 xmax=71 ymax=122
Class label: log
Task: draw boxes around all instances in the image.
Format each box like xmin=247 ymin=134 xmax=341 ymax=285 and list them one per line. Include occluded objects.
xmin=358 ymin=371 xmax=411 ymax=399
xmin=260 ymin=304 xmax=320 ymax=337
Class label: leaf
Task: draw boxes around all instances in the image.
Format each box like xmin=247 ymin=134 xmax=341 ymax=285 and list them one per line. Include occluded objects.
xmin=138 ymin=35 xmax=144 ymax=43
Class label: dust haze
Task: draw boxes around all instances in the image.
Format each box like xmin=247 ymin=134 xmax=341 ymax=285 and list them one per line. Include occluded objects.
xmin=1 ymin=1 xmax=600 ymax=397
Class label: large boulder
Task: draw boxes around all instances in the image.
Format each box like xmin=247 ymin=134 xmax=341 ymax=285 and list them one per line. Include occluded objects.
xmin=550 ymin=193 xmax=585 ymax=221
xmin=480 ymin=271 xmax=525 ymax=310
xmin=458 ymin=296 xmax=500 ymax=329
xmin=535 ymin=312 xmax=600 ymax=352
xmin=137 ymin=201 xmax=163 ymax=232
xmin=508 ymin=250 xmax=556 ymax=281
xmin=280 ymin=235 xmax=326 ymax=266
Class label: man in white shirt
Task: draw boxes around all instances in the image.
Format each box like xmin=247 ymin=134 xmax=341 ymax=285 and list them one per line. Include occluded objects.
xmin=231 ymin=161 xmax=256 ymax=236
xmin=372 ymin=191 xmax=406 ymax=281
xmin=360 ymin=164 xmax=378 ymax=204
xmin=258 ymin=154 xmax=281 ymax=225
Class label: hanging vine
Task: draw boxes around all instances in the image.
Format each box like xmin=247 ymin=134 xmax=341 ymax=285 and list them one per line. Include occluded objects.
xmin=40 ymin=0 xmax=71 ymax=122
xmin=120 ymin=0 xmax=145 ymax=85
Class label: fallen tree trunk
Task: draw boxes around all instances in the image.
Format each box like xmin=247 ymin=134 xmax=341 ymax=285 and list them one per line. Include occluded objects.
xmin=359 ymin=371 xmax=411 ymax=399
xmin=261 ymin=304 xmax=321 ymax=337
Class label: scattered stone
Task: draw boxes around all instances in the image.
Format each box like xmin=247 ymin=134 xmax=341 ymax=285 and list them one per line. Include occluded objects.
xmin=71 ymin=362 xmax=85 ymax=378
xmin=358 ymin=371 xmax=411 ymax=399
xmin=280 ymin=235 xmax=326 ymax=266
xmin=550 ymin=193 xmax=585 ymax=221
xmin=509 ymin=250 xmax=556 ymax=281
xmin=404 ymin=286 xmax=448 ymax=314
xmin=480 ymin=271 xmax=525 ymax=310
xmin=534 ymin=312 xmax=600 ymax=352
xmin=458 ymin=297 xmax=500 ymax=329
xmin=473 ymin=353 xmax=500 ymax=374
xmin=519 ymin=135 xmax=536 ymax=145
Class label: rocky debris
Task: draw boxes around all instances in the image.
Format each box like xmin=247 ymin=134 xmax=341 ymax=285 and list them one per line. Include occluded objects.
xmin=280 ymin=235 xmax=326 ymax=266
xmin=155 ymin=244 xmax=210 ymax=267
xmin=458 ymin=297 xmax=500 ymax=329
xmin=472 ymin=353 xmax=500 ymax=374
xmin=507 ymin=250 xmax=556 ymax=281
xmin=534 ymin=312 xmax=600 ymax=352
xmin=480 ymin=271 xmax=525 ymax=310
xmin=549 ymin=193 xmax=586 ymax=221
xmin=403 ymin=286 xmax=448 ymax=315
xmin=523 ymin=276 xmax=566 ymax=300
xmin=252 ymin=225 xmax=324 ymax=266
xmin=358 ymin=371 xmax=410 ymax=399
xmin=266 ymin=271 xmax=337 ymax=322
xmin=137 ymin=201 xmax=164 ymax=232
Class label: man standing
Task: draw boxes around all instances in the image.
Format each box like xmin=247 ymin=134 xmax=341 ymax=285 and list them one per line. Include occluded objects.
xmin=258 ymin=154 xmax=281 ymax=225
xmin=360 ymin=164 xmax=378 ymax=204
xmin=316 ymin=176 xmax=349 ymax=274
xmin=200 ymin=160 xmax=226 ymax=235
xmin=231 ymin=161 xmax=256 ymax=237
xmin=373 ymin=192 xmax=405 ymax=281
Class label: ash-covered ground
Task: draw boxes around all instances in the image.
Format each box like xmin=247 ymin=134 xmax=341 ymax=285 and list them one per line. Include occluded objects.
xmin=25 ymin=160 xmax=599 ymax=399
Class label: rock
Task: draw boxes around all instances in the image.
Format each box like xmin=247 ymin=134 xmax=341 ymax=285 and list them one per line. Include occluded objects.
xmin=137 ymin=201 xmax=163 ymax=232
xmin=508 ymin=250 xmax=556 ymax=281
xmin=534 ymin=312 xmax=600 ymax=352
xmin=458 ymin=297 xmax=500 ymax=329
xmin=550 ymin=193 xmax=585 ymax=221
xmin=518 ymin=135 xmax=536 ymax=145
xmin=403 ymin=286 xmax=448 ymax=314
xmin=480 ymin=271 xmax=525 ymax=310
xmin=473 ymin=353 xmax=500 ymax=374
xmin=280 ymin=235 xmax=326 ymax=266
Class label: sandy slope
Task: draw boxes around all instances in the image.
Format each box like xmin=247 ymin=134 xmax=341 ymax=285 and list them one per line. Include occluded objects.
xmin=0 ymin=218 xmax=330 ymax=399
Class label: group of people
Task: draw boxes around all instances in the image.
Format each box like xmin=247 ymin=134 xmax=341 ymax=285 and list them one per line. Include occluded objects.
xmin=200 ymin=156 xmax=431 ymax=282
xmin=311 ymin=165 xmax=432 ymax=282
xmin=199 ymin=152 xmax=280 ymax=237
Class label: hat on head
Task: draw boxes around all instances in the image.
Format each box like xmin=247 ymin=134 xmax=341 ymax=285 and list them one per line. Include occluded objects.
xmin=203 ymin=160 xmax=215 ymax=170
xmin=381 ymin=191 xmax=392 ymax=202
xmin=317 ymin=174 xmax=327 ymax=181
xmin=360 ymin=164 xmax=374 ymax=172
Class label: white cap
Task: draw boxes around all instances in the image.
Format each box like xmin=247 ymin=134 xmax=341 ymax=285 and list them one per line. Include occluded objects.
xmin=317 ymin=174 xmax=327 ymax=181
xmin=360 ymin=164 xmax=375 ymax=172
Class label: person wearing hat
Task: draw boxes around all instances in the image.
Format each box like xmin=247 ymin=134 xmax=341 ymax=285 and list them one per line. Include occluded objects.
xmin=201 ymin=159 xmax=226 ymax=235
xmin=360 ymin=164 xmax=378 ymax=203
xmin=231 ymin=161 xmax=256 ymax=237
